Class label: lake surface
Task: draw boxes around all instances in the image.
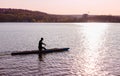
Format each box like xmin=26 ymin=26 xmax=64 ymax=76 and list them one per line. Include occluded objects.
xmin=0 ymin=23 xmax=120 ymax=76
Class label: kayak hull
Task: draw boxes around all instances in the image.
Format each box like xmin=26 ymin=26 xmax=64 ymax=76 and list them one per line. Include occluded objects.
xmin=11 ymin=48 xmax=69 ymax=55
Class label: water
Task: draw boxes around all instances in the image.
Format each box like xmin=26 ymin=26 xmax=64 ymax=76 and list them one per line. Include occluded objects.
xmin=0 ymin=23 xmax=120 ymax=76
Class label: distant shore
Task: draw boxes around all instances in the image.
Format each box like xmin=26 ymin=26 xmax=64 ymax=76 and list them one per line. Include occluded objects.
xmin=0 ymin=8 xmax=120 ymax=22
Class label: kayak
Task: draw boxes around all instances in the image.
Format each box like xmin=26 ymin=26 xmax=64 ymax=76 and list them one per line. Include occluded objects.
xmin=11 ymin=48 xmax=69 ymax=55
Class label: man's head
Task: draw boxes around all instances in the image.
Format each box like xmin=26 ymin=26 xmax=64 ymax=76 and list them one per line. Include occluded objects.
xmin=41 ymin=37 xmax=43 ymax=41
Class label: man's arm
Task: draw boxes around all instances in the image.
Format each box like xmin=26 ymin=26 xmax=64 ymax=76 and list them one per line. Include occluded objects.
xmin=42 ymin=43 xmax=46 ymax=46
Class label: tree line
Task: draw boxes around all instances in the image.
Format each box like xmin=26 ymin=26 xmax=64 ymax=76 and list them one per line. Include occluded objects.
xmin=0 ymin=8 xmax=120 ymax=22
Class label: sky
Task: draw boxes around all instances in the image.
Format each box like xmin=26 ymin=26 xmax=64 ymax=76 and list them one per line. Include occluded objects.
xmin=0 ymin=0 xmax=120 ymax=15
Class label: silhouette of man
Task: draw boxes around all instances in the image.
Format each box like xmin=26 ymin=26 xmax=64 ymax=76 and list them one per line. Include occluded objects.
xmin=38 ymin=38 xmax=46 ymax=53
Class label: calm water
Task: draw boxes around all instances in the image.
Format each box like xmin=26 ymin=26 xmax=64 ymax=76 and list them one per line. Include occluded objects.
xmin=0 ymin=23 xmax=120 ymax=76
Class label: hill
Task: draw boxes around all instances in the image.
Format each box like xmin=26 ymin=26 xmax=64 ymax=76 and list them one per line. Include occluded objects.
xmin=0 ymin=8 xmax=77 ymax=22
xmin=0 ymin=8 xmax=120 ymax=22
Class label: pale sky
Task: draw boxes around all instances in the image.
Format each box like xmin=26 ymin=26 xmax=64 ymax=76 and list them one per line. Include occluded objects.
xmin=0 ymin=0 xmax=120 ymax=15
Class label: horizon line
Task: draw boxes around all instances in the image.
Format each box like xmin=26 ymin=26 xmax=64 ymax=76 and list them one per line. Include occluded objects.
xmin=0 ymin=7 xmax=120 ymax=16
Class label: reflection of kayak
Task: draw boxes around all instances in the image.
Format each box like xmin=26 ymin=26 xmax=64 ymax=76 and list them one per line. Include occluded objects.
xmin=11 ymin=48 xmax=69 ymax=55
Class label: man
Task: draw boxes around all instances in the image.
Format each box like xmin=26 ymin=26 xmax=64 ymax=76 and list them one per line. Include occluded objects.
xmin=38 ymin=38 xmax=46 ymax=52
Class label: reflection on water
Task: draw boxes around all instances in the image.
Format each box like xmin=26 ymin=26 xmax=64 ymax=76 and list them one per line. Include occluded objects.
xmin=38 ymin=54 xmax=43 ymax=61
xmin=80 ymin=23 xmax=109 ymax=75
xmin=0 ymin=23 xmax=120 ymax=76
